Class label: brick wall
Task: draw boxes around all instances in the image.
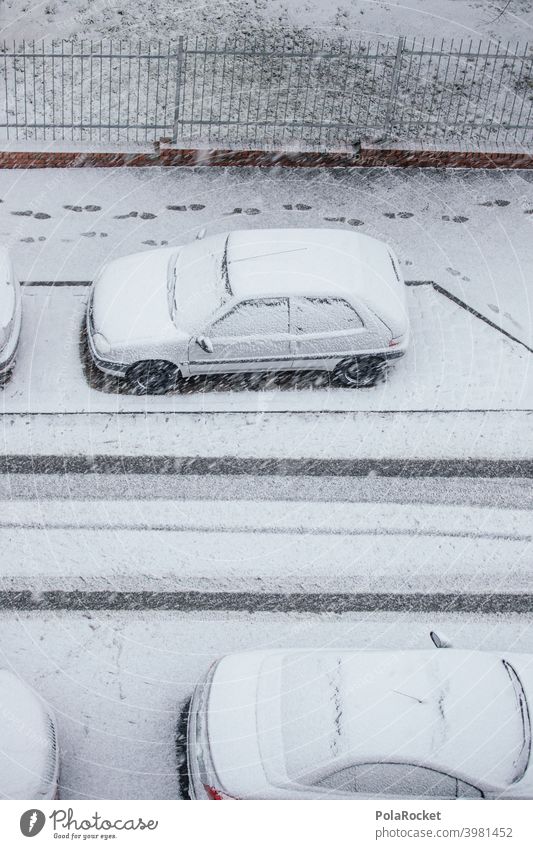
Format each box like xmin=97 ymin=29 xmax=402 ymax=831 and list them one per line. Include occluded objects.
xmin=0 ymin=146 xmax=530 ymax=169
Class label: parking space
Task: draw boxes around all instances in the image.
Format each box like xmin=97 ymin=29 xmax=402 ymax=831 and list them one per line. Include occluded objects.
xmin=0 ymin=280 xmax=528 ymax=414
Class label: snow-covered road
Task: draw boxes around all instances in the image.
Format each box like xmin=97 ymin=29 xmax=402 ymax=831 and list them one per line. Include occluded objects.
xmin=1 ymin=610 xmax=532 ymax=799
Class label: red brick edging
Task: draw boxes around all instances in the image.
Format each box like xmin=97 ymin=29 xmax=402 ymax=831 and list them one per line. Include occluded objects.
xmin=0 ymin=146 xmax=530 ymax=169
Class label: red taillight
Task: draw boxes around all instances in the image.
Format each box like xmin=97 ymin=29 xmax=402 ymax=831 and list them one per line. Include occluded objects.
xmin=204 ymin=784 xmax=223 ymax=799
xmin=389 ymin=338 xmax=400 ymax=347
xmin=203 ymin=784 xmax=236 ymax=800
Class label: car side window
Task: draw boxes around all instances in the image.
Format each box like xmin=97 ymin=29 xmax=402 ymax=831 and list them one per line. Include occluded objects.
xmin=291 ymin=297 xmax=363 ymax=335
xmin=209 ymin=298 xmax=289 ymax=337
xmin=316 ymin=763 xmax=483 ymax=798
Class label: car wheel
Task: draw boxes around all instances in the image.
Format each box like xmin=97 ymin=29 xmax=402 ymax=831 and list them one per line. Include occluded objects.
xmin=126 ymin=360 xmax=180 ymax=394
xmin=333 ymin=356 xmax=386 ymax=388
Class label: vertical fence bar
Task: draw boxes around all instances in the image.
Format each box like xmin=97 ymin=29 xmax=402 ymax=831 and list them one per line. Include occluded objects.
xmin=23 ymin=40 xmax=28 ymax=139
xmin=13 ymin=41 xmax=19 ymax=140
xmin=384 ymin=35 xmax=405 ymax=138
xmin=172 ymin=35 xmax=185 ymax=144
xmin=154 ymin=40 xmax=161 ymax=140
xmin=3 ymin=43 xmax=9 ymax=141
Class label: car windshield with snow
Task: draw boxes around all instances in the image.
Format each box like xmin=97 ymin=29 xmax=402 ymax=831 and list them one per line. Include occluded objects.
xmin=185 ymin=648 xmax=533 ymax=800
xmin=87 ymin=228 xmax=409 ymax=392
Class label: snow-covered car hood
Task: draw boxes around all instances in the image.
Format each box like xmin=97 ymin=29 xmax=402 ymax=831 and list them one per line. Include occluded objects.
xmin=252 ymin=650 xmax=529 ymax=792
xmin=91 ymin=247 xmax=179 ymax=346
xmin=0 ymin=670 xmax=57 ymax=799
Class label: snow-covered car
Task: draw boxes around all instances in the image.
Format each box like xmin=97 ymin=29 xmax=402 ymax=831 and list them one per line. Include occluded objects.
xmin=186 ymin=643 xmax=533 ymax=800
xmin=86 ymin=229 xmax=409 ymax=392
xmin=0 ymin=669 xmax=59 ymax=799
xmin=0 ymin=247 xmax=22 ymax=383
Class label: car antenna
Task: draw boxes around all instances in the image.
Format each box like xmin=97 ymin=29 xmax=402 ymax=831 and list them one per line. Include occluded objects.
xmin=228 ymin=247 xmax=308 ymax=264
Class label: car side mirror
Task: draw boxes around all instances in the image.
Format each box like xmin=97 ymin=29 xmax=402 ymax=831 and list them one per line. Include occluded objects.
xmin=196 ymin=335 xmax=213 ymax=354
xmin=430 ymin=630 xmax=453 ymax=649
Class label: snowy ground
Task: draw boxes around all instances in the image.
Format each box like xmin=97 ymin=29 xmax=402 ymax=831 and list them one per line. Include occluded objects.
xmin=0 ymin=610 xmax=532 ymax=799
xmin=0 ymin=471 xmax=530 ymax=800
xmin=2 ymin=165 xmax=531 ymax=346
xmin=0 ymin=166 xmax=530 ymax=458
xmin=2 ymin=0 xmax=531 ymax=43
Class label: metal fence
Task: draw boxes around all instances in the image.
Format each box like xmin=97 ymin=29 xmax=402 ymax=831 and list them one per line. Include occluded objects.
xmin=1 ymin=37 xmax=532 ymax=149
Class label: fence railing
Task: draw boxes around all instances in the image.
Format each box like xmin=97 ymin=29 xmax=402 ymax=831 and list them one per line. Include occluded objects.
xmin=1 ymin=37 xmax=532 ymax=150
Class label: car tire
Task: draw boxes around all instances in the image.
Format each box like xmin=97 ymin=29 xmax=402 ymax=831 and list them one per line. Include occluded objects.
xmin=126 ymin=360 xmax=180 ymax=394
xmin=333 ymin=356 xmax=386 ymax=388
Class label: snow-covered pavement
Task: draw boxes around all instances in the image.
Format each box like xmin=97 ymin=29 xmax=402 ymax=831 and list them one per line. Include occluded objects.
xmin=0 ymin=166 xmax=531 ymax=463
xmin=0 ymin=610 xmax=532 ymax=799
xmin=1 ymin=166 xmax=532 ymax=347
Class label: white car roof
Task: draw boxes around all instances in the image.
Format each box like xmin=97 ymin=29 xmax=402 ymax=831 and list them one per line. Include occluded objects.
xmin=254 ymin=650 xmax=528 ymax=790
xmin=225 ymin=229 xmax=407 ymax=331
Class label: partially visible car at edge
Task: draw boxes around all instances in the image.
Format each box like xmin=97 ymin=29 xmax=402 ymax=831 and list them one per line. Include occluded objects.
xmin=86 ymin=228 xmax=409 ymax=392
xmin=185 ymin=644 xmax=532 ymax=800
xmin=0 ymin=669 xmax=59 ymax=799
xmin=0 ymin=247 xmax=22 ymax=384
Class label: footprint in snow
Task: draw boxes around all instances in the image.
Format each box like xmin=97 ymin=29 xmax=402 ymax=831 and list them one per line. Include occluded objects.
xmin=524 ymin=209 xmax=533 ymax=215
xmin=81 ymin=231 xmax=96 ymax=237
xmin=142 ymin=240 xmax=157 ymax=246
xmin=114 ymin=211 xmax=138 ymax=219
xmin=34 ymin=212 xmax=51 ymax=219
xmin=100 ymin=232 xmax=108 ymax=238
xmin=488 ymin=303 xmax=500 ymax=313
xmin=452 ymin=215 xmax=469 ymax=223
xmin=224 ymin=207 xmax=242 ymax=215
xmin=245 ymin=208 xmax=260 ymax=215
xmin=446 ymin=267 xmax=461 ymax=277
xmin=140 ymin=212 xmax=157 ymax=219
xmin=167 ymin=205 xmax=187 ymax=211
xmin=479 ymin=200 xmax=510 ymax=208
xmin=64 ymin=205 xmax=83 ymax=212
xmin=12 ymin=210 xmax=33 ymax=216
xmin=397 ymin=212 xmax=413 ymax=219
xmin=189 ymin=204 xmax=205 ymax=210
xmin=20 ymin=237 xmax=34 ymax=242
xmin=324 ymin=216 xmax=345 ymax=222
xmin=504 ymin=311 xmax=522 ymax=329
xmin=383 ymin=212 xmax=396 ymax=219
xmin=295 ymin=203 xmax=312 ymax=210
xmin=348 ymin=219 xmax=363 ymax=226
xmin=84 ymin=205 xmax=101 ymax=212
xmin=38 ymin=236 xmax=46 ymax=241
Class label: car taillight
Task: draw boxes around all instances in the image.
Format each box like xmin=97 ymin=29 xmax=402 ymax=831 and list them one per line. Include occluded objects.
xmin=389 ymin=338 xmax=400 ymax=347
xmin=203 ymin=784 xmax=236 ymax=800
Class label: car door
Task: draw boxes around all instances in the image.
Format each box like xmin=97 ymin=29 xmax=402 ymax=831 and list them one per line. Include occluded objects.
xmin=188 ymin=297 xmax=292 ymax=375
xmin=289 ymin=296 xmax=384 ymax=371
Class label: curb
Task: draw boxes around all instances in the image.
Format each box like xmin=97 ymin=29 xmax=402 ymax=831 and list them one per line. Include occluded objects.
xmin=0 ymin=145 xmax=531 ymax=170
